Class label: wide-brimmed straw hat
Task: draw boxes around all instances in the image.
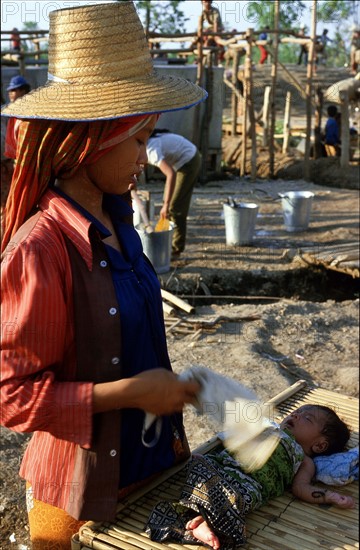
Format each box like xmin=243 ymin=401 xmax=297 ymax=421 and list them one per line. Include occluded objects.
xmin=2 ymin=2 xmax=207 ymax=121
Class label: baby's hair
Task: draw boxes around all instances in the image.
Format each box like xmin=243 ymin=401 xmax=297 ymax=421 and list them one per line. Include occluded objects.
xmin=313 ymin=405 xmax=350 ymax=455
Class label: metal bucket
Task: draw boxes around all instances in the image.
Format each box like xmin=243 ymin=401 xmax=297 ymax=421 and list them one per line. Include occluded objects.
xmin=137 ymin=222 xmax=174 ymax=274
xmin=281 ymin=191 xmax=314 ymax=232
xmin=223 ymin=202 xmax=259 ymax=245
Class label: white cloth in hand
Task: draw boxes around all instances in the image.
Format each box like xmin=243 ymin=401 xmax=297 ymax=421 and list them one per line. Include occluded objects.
xmin=180 ymin=365 xmax=280 ymax=472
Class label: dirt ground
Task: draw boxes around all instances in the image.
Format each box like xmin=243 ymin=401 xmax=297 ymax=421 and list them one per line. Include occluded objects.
xmin=1 ymin=169 xmax=359 ymax=549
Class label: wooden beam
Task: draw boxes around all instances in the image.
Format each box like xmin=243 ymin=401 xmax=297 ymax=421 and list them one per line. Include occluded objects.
xmin=161 ymin=289 xmax=194 ymax=314
xmin=282 ymin=91 xmax=291 ymax=154
xmin=340 ymin=90 xmax=350 ymax=168
xmin=262 ymin=86 xmax=271 ymax=147
xmin=304 ymin=0 xmax=317 ymax=181
xmin=269 ymin=0 xmax=280 ymax=179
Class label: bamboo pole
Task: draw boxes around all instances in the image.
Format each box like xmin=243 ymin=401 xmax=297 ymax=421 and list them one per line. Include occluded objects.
xmin=192 ymin=12 xmax=204 ymax=150
xmin=231 ymin=48 xmax=240 ymax=136
xmin=200 ymin=51 xmax=213 ymax=183
xmin=247 ymin=29 xmax=257 ymax=181
xmin=314 ymin=86 xmax=323 ymax=159
xmin=282 ymin=91 xmax=291 ymax=154
xmin=340 ymin=90 xmax=350 ymax=168
xmin=262 ymin=86 xmax=271 ymax=147
xmin=304 ymin=0 xmax=317 ymax=181
xmin=269 ymin=0 xmax=280 ymax=179
xmin=240 ymin=43 xmax=248 ymax=177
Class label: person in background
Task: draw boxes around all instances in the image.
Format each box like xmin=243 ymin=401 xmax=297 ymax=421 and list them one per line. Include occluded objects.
xmin=318 ymin=29 xmax=333 ymax=65
xmin=324 ymin=104 xmax=341 ymax=156
xmin=258 ymin=26 xmax=270 ymax=65
xmin=298 ymin=24 xmax=308 ymax=66
xmin=10 ymin=27 xmax=21 ymax=51
xmin=146 ymin=130 xmax=201 ymax=259
xmin=5 ymin=76 xmax=31 ymax=159
xmin=0 ymin=2 xmax=205 ymax=548
xmin=147 ymin=404 xmax=355 ymax=549
xmin=7 ymin=75 xmax=31 ymax=103
xmin=197 ymin=0 xmax=225 ymax=64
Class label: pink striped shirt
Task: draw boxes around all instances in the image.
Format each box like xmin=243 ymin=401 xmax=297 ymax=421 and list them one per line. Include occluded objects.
xmin=1 ymin=189 xmax=94 ymax=509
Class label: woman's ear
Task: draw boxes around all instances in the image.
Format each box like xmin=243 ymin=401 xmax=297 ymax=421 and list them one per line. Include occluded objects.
xmin=312 ymin=437 xmax=329 ymax=455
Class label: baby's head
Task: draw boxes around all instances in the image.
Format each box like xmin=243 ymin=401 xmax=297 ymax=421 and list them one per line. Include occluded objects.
xmin=281 ymin=404 xmax=350 ymax=457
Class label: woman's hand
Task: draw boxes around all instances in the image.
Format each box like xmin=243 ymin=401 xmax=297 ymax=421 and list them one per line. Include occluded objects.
xmin=93 ymin=369 xmax=200 ymax=415
xmin=130 ymin=369 xmax=201 ymax=415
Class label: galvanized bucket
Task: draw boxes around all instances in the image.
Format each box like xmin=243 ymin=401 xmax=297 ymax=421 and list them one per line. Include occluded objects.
xmin=223 ymin=202 xmax=259 ymax=245
xmin=137 ymin=222 xmax=174 ymax=274
xmin=281 ymin=191 xmax=314 ymax=232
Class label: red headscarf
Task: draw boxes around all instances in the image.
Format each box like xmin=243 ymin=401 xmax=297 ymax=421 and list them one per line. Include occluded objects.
xmin=2 ymin=115 xmax=152 ymax=252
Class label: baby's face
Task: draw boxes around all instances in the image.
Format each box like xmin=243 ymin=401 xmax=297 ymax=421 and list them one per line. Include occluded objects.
xmin=281 ymin=406 xmax=327 ymax=455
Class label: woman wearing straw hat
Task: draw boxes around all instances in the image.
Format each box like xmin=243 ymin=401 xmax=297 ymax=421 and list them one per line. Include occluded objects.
xmin=0 ymin=2 xmax=206 ymax=548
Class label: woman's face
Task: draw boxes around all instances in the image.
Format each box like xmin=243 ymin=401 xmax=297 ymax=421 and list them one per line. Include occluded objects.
xmin=85 ymin=115 xmax=157 ymax=195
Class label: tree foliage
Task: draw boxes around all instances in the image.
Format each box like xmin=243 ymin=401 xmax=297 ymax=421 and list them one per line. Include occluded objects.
xmin=115 ymin=0 xmax=188 ymax=34
xmin=244 ymin=1 xmax=357 ymax=32
xmin=316 ymin=1 xmax=357 ymax=25
xmin=244 ymin=1 xmax=306 ymax=30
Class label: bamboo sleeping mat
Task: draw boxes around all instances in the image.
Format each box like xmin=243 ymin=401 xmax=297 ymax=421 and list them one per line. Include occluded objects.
xmin=72 ymin=380 xmax=359 ymax=550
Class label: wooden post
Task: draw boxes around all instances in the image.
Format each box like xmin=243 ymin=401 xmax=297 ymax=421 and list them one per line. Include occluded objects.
xmin=262 ymin=85 xmax=271 ymax=146
xmin=282 ymin=91 xmax=291 ymax=154
xmin=340 ymin=90 xmax=350 ymax=168
xmin=247 ymin=29 xmax=257 ymax=181
xmin=314 ymin=85 xmax=323 ymax=159
xmin=34 ymin=39 xmax=40 ymax=66
xmin=200 ymin=52 xmax=213 ymax=183
xmin=304 ymin=0 xmax=317 ymax=180
xmin=192 ymin=12 xmax=204 ymax=150
xmin=269 ymin=0 xmax=279 ymax=179
xmin=231 ymin=48 xmax=240 ymax=136
xmin=240 ymin=34 xmax=251 ymax=177
xmin=18 ymin=55 xmax=26 ymax=76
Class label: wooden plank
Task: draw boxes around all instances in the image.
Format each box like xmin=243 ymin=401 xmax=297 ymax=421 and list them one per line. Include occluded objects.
xmin=299 ymin=241 xmax=360 ymax=278
xmin=161 ymin=289 xmax=194 ymax=314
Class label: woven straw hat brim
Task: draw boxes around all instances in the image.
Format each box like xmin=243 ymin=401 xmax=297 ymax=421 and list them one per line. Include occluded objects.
xmin=1 ymin=2 xmax=207 ymax=121
xmin=1 ymin=74 xmax=207 ymax=121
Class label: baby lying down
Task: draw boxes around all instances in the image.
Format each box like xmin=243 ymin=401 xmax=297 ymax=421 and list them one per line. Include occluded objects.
xmin=146 ymin=369 xmax=356 ymax=549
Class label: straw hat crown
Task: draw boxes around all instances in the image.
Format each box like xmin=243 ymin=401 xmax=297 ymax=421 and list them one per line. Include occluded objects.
xmin=2 ymin=1 xmax=207 ymax=121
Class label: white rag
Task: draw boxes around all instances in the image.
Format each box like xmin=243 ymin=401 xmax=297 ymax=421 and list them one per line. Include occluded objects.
xmin=179 ymin=366 xmax=281 ymax=472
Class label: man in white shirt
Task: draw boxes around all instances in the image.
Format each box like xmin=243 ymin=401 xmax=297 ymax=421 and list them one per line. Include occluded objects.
xmin=146 ymin=131 xmax=201 ymax=259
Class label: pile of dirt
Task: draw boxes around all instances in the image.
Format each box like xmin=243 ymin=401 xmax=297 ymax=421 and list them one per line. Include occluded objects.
xmin=277 ymin=157 xmax=360 ymax=189
xmin=222 ymin=136 xmax=359 ymax=189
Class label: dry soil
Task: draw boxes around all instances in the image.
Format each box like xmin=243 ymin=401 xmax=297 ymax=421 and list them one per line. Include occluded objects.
xmin=1 ymin=173 xmax=359 ymax=549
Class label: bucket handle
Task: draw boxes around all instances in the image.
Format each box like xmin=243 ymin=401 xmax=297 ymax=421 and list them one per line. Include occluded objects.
xmin=278 ymin=193 xmax=298 ymax=209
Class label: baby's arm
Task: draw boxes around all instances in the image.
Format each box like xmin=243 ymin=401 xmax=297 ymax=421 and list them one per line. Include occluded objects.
xmin=291 ymin=456 xmax=355 ymax=509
